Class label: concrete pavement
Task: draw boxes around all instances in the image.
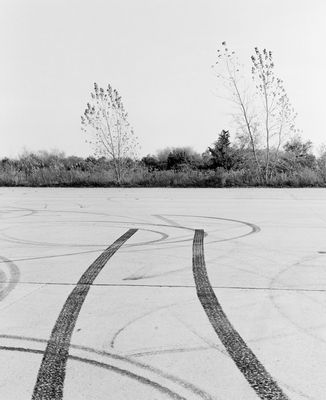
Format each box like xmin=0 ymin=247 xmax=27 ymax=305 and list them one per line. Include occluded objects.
xmin=1 ymin=187 xmax=326 ymax=399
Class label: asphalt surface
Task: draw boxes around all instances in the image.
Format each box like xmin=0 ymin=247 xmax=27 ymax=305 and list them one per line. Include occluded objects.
xmin=1 ymin=187 xmax=326 ymax=400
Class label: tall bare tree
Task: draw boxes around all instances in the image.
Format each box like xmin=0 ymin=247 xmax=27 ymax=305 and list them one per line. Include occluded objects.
xmin=251 ymin=48 xmax=297 ymax=181
xmin=213 ymin=42 xmax=297 ymax=183
xmin=213 ymin=42 xmax=261 ymax=179
xmin=81 ymin=83 xmax=139 ymax=183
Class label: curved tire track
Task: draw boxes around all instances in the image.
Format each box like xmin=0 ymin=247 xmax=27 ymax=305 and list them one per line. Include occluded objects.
xmin=1 ymin=345 xmax=188 ymax=400
xmin=0 ymin=333 xmax=215 ymax=400
xmin=32 ymin=229 xmax=137 ymax=400
xmin=0 ymin=256 xmax=20 ymax=301
xmin=192 ymin=229 xmax=289 ymax=400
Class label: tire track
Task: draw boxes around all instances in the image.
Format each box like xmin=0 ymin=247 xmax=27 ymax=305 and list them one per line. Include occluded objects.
xmin=0 ymin=333 xmax=215 ymax=400
xmin=0 ymin=256 xmax=20 ymax=301
xmin=1 ymin=345 xmax=188 ymax=400
xmin=192 ymin=229 xmax=289 ymax=400
xmin=266 ymin=256 xmax=326 ymax=346
xmin=32 ymin=229 xmax=137 ymax=400
xmin=110 ymin=302 xmax=177 ymax=349
xmin=162 ymin=214 xmax=260 ymax=243
xmin=0 ymin=249 xmax=107 ymax=263
xmin=0 ymin=226 xmax=165 ymax=248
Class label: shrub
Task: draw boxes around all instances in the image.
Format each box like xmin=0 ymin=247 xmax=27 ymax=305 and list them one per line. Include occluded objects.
xmin=295 ymin=168 xmax=321 ymax=187
xmin=1 ymin=150 xmax=326 ymax=188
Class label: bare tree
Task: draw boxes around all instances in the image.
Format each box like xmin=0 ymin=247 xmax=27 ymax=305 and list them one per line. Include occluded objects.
xmin=81 ymin=83 xmax=139 ymax=183
xmin=251 ymin=48 xmax=297 ymax=181
xmin=213 ymin=42 xmax=297 ymax=183
xmin=213 ymin=42 xmax=262 ymax=180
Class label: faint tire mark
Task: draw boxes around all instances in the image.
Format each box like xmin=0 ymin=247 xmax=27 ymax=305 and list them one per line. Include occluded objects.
xmin=0 ymin=345 xmax=187 ymax=400
xmin=153 ymin=214 xmax=196 ymax=232
xmin=128 ymin=345 xmax=211 ymax=358
xmin=192 ymin=229 xmax=289 ymax=400
xmin=267 ymin=256 xmax=326 ymax=346
xmin=0 ymin=249 xmax=108 ymax=264
xmin=32 ymin=229 xmax=137 ymax=400
xmin=0 ymin=333 xmax=215 ymax=400
xmin=0 ymin=256 xmax=20 ymax=301
xmin=164 ymin=214 xmax=260 ymax=244
xmin=110 ymin=302 xmax=177 ymax=349
xmin=0 ymin=208 xmax=35 ymax=219
xmin=0 ymin=213 xmax=260 ymax=250
xmin=0 ymin=226 xmax=167 ymax=248
xmin=123 ymin=214 xmax=258 ymax=280
xmin=123 ymin=266 xmax=188 ymax=281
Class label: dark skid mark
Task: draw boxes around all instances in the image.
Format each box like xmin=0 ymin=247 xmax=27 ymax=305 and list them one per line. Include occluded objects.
xmin=32 ymin=229 xmax=137 ymax=400
xmin=192 ymin=230 xmax=289 ymax=400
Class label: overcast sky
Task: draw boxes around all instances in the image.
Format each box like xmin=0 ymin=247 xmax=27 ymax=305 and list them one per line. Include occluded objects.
xmin=1 ymin=0 xmax=325 ymax=158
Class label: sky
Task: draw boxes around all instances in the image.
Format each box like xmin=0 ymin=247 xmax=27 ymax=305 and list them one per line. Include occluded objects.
xmin=1 ymin=0 xmax=325 ymax=158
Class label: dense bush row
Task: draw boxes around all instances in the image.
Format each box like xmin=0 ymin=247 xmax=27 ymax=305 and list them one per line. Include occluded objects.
xmin=1 ymin=133 xmax=326 ymax=187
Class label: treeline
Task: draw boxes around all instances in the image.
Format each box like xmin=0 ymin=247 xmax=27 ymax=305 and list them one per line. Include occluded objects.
xmin=1 ymin=132 xmax=326 ymax=187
